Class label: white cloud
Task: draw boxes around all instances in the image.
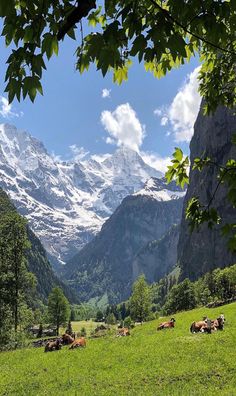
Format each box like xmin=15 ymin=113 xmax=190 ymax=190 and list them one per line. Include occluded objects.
xmin=101 ymin=103 xmax=145 ymax=152
xmin=102 ymin=88 xmax=111 ymax=99
xmin=0 ymin=96 xmax=23 ymax=119
xmin=141 ymin=151 xmax=172 ymax=174
xmin=69 ymin=145 xmax=90 ymax=161
xmin=161 ymin=116 xmax=168 ymax=126
xmin=153 ymin=108 xmax=162 ymax=117
xmin=154 ymin=67 xmax=201 ymax=142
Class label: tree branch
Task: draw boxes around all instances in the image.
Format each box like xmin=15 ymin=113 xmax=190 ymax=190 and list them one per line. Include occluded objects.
xmin=148 ymin=0 xmax=236 ymax=55
xmin=57 ymin=0 xmax=96 ymax=41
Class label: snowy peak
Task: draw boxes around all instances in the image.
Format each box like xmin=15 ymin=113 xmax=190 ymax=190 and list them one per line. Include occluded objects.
xmin=134 ymin=177 xmax=186 ymax=201
xmin=0 ymin=123 xmax=55 ymax=173
xmin=0 ymin=123 xmax=167 ymax=267
xmin=102 ymin=146 xmax=162 ymax=180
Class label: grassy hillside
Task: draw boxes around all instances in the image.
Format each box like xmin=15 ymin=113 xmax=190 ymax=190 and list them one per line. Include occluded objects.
xmin=0 ymin=303 xmax=236 ymax=395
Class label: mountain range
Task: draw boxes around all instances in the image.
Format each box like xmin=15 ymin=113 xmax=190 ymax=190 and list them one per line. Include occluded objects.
xmin=64 ymin=178 xmax=185 ymax=303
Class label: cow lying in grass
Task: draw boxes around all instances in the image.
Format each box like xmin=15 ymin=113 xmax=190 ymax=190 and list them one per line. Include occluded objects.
xmin=157 ymin=318 xmax=175 ymax=330
xmin=117 ymin=327 xmax=130 ymax=337
xmin=62 ymin=333 xmax=74 ymax=345
xmin=69 ymin=337 xmax=86 ymax=349
xmin=190 ymin=314 xmax=225 ymax=333
xmin=44 ymin=339 xmax=62 ymax=352
xmin=212 ymin=314 xmax=225 ymax=330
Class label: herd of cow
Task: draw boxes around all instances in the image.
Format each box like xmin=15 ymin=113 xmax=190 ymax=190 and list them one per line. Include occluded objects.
xmin=44 ymin=333 xmax=86 ymax=352
xmin=157 ymin=314 xmax=226 ymax=333
xmin=44 ymin=314 xmax=225 ymax=352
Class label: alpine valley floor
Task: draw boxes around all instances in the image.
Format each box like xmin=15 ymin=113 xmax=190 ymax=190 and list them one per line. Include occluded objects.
xmin=0 ymin=302 xmax=236 ymax=396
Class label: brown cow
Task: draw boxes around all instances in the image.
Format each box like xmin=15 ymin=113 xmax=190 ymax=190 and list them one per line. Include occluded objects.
xmin=190 ymin=314 xmax=225 ymax=333
xmin=69 ymin=337 xmax=86 ymax=349
xmin=117 ymin=327 xmax=130 ymax=337
xmin=44 ymin=339 xmax=61 ymax=352
xmin=190 ymin=317 xmax=210 ymax=333
xmin=62 ymin=333 xmax=74 ymax=345
xmin=157 ymin=318 xmax=175 ymax=330
xmin=212 ymin=314 xmax=225 ymax=330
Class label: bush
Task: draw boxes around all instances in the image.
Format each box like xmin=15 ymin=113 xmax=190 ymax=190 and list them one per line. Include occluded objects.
xmin=124 ymin=316 xmax=132 ymax=329
xmin=80 ymin=327 xmax=87 ymax=337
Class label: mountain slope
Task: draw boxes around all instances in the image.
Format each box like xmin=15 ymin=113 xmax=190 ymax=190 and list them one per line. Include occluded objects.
xmin=64 ymin=178 xmax=184 ymax=303
xmin=0 ymin=188 xmax=77 ymax=303
xmin=178 ymin=104 xmax=236 ymax=280
xmin=0 ymin=124 xmax=162 ymax=267
xmin=132 ymin=224 xmax=180 ymax=284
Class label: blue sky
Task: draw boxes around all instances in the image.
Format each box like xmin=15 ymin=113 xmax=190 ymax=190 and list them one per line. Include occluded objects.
xmin=0 ymin=33 xmax=201 ymax=172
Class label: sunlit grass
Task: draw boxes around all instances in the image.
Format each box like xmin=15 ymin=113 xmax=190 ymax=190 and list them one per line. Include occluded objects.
xmin=0 ymin=303 xmax=236 ymax=395
xmin=61 ymin=320 xmax=106 ymax=335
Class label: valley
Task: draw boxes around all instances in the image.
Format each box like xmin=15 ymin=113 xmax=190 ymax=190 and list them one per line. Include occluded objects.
xmin=0 ymin=302 xmax=235 ymax=396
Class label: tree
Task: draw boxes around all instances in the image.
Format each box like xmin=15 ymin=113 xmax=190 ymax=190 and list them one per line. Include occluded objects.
xmin=129 ymin=275 xmax=151 ymax=322
xmin=124 ymin=316 xmax=132 ymax=329
xmin=0 ymin=212 xmax=35 ymax=345
xmin=66 ymin=320 xmax=73 ymax=335
xmin=120 ymin=303 xmax=127 ymax=320
xmin=47 ymin=287 xmax=70 ymax=336
xmin=96 ymin=310 xmax=104 ymax=322
xmin=163 ymin=279 xmax=196 ymax=314
xmin=0 ymin=1 xmax=235 ymax=113
xmin=105 ymin=312 xmax=116 ymax=325
xmin=0 ymin=1 xmax=235 ymax=248
xmin=80 ymin=327 xmax=87 ymax=337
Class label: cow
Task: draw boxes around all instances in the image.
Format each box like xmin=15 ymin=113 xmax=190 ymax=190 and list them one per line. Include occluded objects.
xmin=211 ymin=314 xmax=226 ymax=331
xmin=117 ymin=327 xmax=130 ymax=337
xmin=190 ymin=314 xmax=226 ymax=333
xmin=62 ymin=333 xmax=74 ymax=345
xmin=69 ymin=337 xmax=86 ymax=349
xmin=190 ymin=317 xmax=210 ymax=333
xmin=44 ymin=339 xmax=62 ymax=352
xmin=157 ymin=318 xmax=176 ymax=330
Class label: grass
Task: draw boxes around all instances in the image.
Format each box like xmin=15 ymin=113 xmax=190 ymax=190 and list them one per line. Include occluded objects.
xmin=61 ymin=320 xmax=106 ymax=335
xmin=0 ymin=303 xmax=236 ymax=395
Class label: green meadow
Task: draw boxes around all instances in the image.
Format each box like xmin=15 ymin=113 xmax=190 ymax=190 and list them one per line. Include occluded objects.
xmin=0 ymin=303 xmax=236 ymax=396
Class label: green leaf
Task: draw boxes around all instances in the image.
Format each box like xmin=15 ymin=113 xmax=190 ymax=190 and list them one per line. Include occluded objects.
xmin=113 ymin=66 xmax=128 ymax=85
xmin=130 ymin=35 xmax=147 ymax=57
xmin=0 ymin=0 xmax=14 ymax=17
xmin=67 ymin=28 xmax=76 ymax=40
xmin=173 ymin=147 xmax=183 ymax=162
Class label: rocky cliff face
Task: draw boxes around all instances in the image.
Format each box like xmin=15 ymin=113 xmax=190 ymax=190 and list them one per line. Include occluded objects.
xmin=178 ymin=105 xmax=236 ymax=280
xmin=132 ymin=224 xmax=180 ymax=284
xmin=64 ymin=178 xmax=184 ymax=303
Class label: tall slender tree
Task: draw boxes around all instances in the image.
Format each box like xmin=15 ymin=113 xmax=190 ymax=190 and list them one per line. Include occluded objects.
xmin=0 ymin=212 xmax=32 ymax=337
xmin=129 ymin=275 xmax=151 ymax=322
xmin=48 ymin=287 xmax=70 ymax=335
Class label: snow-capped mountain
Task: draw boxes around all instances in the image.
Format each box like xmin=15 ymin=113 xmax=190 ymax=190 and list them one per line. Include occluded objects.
xmin=133 ymin=177 xmax=186 ymax=201
xmin=64 ymin=178 xmax=185 ymax=304
xmin=0 ymin=123 xmax=162 ymax=267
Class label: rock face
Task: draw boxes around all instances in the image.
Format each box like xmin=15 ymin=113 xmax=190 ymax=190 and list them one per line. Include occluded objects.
xmin=178 ymin=105 xmax=236 ymax=281
xmin=0 ymin=124 xmax=162 ymax=268
xmin=64 ymin=178 xmax=184 ymax=303
xmin=132 ymin=224 xmax=180 ymax=284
